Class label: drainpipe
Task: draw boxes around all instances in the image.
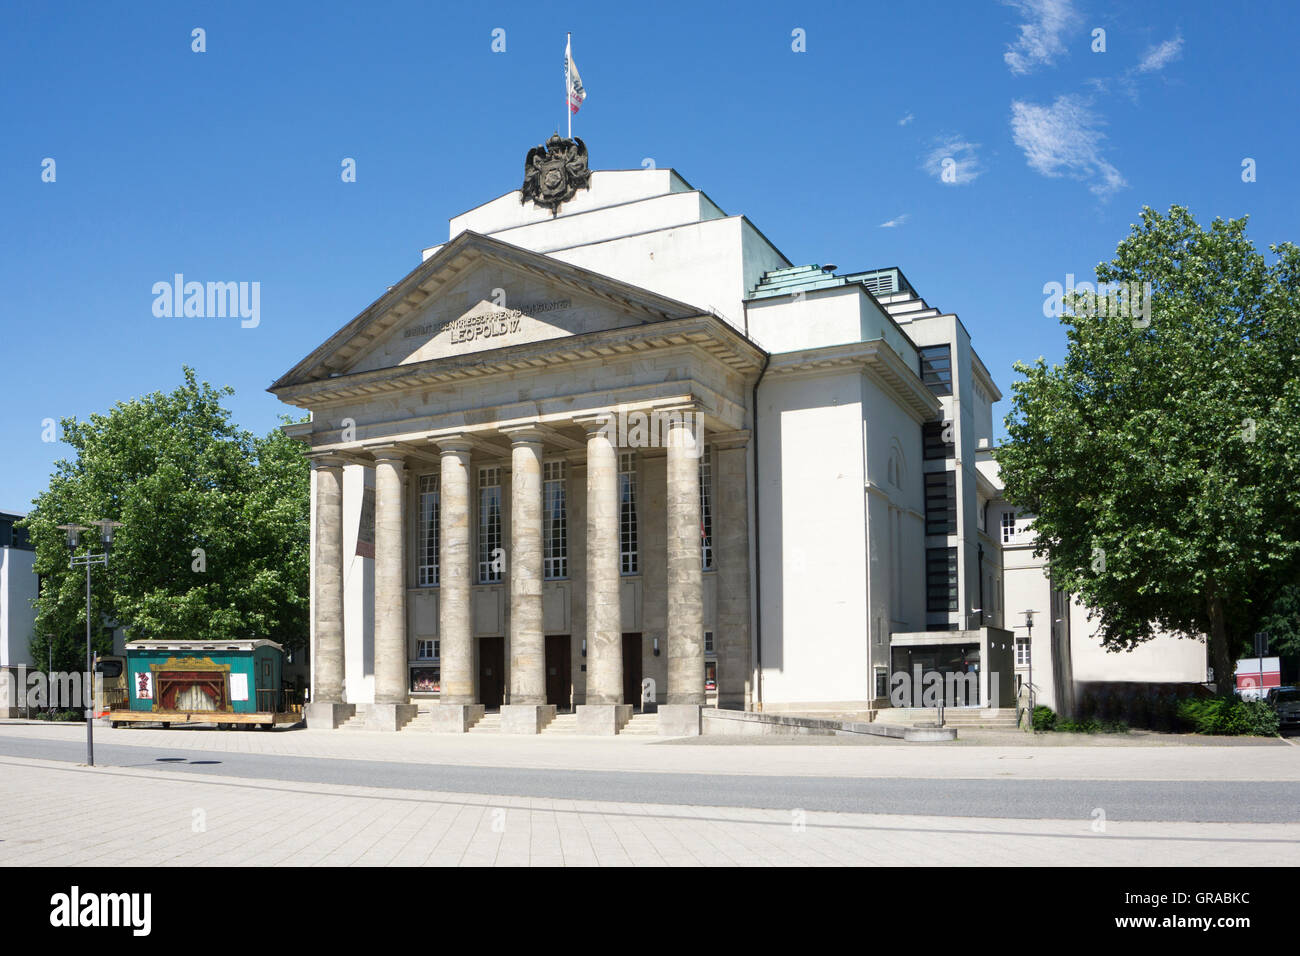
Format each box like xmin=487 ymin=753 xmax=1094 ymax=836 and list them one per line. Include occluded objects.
xmin=751 ymin=350 xmax=771 ymax=711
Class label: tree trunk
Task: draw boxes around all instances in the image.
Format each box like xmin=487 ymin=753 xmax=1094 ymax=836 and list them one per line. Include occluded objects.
xmin=1206 ymin=592 xmax=1235 ymax=698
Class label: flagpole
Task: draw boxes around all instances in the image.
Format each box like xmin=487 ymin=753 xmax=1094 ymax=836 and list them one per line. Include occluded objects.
xmin=566 ymin=32 xmax=572 ymax=139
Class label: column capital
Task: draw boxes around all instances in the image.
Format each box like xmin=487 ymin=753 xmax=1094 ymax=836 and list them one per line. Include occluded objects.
xmin=366 ymin=444 xmax=411 ymax=465
xmin=307 ymin=452 xmax=347 ymax=470
xmin=430 ymin=433 xmax=475 ymax=455
xmin=499 ymin=424 xmax=549 ymax=446
xmin=573 ymin=412 xmax=615 ymax=436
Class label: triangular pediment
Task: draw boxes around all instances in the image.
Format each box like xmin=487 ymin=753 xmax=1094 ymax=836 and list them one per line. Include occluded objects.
xmin=270 ymin=231 xmax=706 ymax=390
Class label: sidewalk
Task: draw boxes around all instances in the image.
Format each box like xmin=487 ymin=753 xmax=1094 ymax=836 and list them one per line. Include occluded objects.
xmin=2 ymin=755 xmax=1296 ymax=867
xmin=2 ymin=720 xmax=1297 ymax=781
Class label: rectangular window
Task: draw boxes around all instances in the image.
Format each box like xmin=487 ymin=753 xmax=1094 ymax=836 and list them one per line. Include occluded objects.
xmin=919 ymin=345 xmax=953 ymax=396
xmin=619 ymin=452 xmax=639 ymax=574
xmin=417 ymin=639 xmax=439 ymax=660
xmin=1001 ymin=510 xmax=1017 ymax=544
xmin=926 ymin=546 xmax=958 ymax=613
xmin=1015 ymin=637 xmax=1031 ymax=666
xmin=924 ymin=471 xmax=957 ymax=536
xmin=874 ymin=667 xmax=888 ymax=699
xmin=478 ymin=466 xmax=502 ymax=584
xmin=923 ymin=420 xmax=954 ymax=460
xmin=704 ymin=630 xmax=715 ymax=655
xmin=418 ymin=474 xmax=439 ymax=587
xmin=700 ymin=444 xmax=714 ymax=571
xmin=544 ymin=460 xmax=568 ymax=580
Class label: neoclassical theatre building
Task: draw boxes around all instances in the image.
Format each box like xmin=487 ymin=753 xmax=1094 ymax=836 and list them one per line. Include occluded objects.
xmin=270 ymin=136 xmax=1022 ymax=735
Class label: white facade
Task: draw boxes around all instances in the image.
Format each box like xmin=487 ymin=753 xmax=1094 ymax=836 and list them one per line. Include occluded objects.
xmin=987 ymin=469 xmax=1208 ymax=716
xmin=1 ymin=512 xmax=37 ymax=669
xmin=272 ymin=157 xmax=1165 ymax=725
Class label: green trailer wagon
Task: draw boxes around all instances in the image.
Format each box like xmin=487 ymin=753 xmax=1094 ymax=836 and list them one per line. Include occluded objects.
xmin=110 ymin=639 xmax=302 ymax=729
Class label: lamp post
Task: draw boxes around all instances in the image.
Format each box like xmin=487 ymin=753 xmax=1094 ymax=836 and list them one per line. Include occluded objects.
xmin=1022 ymin=608 xmax=1038 ymax=730
xmin=57 ymin=519 xmax=121 ymax=767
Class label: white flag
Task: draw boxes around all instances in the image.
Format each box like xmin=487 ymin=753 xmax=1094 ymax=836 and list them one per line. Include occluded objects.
xmin=566 ymin=38 xmax=586 ymax=115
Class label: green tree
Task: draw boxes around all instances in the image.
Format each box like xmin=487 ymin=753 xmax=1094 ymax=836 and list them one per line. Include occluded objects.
xmin=23 ymin=369 xmax=310 ymax=660
xmin=998 ymin=206 xmax=1300 ymax=691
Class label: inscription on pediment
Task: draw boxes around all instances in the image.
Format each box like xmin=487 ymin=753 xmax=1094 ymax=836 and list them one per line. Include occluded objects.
xmin=403 ymin=298 xmax=571 ymax=349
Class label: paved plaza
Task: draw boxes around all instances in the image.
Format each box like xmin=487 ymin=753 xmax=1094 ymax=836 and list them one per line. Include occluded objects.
xmin=0 ymin=722 xmax=1297 ymax=867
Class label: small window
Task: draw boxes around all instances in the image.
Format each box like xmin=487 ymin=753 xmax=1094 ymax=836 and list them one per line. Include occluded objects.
xmin=700 ymin=445 xmax=714 ymax=571
xmin=1015 ymin=637 xmax=1031 ymax=666
xmin=924 ymin=471 xmax=957 ymax=536
xmin=919 ymin=345 xmax=953 ymax=396
xmin=926 ymin=547 xmax=958 ymax=613
xmin=619 ymin=453 xmax=638 ymax=575
xmin=923 ymin=420 xmax=954 ymax=460
xmin=544 ymin=460 xmax=568 ymax=580
xmin=1001 ymin=511 xmax=1017 ymax=544
xmin=417 ymin=639 xmax=439 ymax=661
xmin=874 ymin=667 xmax=889 ymax=699
xmin=704 ymin=631 xmax=714 ymax=655
xmin=478 ymin=467 xmax=503 ymax=583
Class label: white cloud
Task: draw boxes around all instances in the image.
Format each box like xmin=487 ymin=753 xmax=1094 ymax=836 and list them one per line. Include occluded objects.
xmin=1010 ymin=95 xmax=1127 ymax=197
xmin=898 ymin=112 xmax=914 ymax=126
xmin=1136 ymin=34 xmax=1183 ymax=73
xmin=879 ymin=214 xmax=910 ymax=228
xmin=1002 ymin=0 xmax=1081 ymax=75
xmin=922 ymin=137 xmax=983 ymax=185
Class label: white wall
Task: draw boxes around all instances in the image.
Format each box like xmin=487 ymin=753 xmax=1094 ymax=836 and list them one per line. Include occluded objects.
xmin=756 ymin=370 xmax=870 ymax=707
xmin=0 ymin=546 xmax=37 ymax=667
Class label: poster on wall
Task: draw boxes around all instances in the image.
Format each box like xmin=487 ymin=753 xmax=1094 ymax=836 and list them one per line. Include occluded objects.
xmin=229 ymin=672 xmax=249 ymax=702
xmin=134 ymin=671 xmax=153 ymax=700
xmin=356 ymin=486 xmax=375 ymax=558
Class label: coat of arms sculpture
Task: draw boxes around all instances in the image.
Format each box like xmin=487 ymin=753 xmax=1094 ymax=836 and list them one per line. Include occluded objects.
xmin=521 ymin=134 xmax=591 ymax=216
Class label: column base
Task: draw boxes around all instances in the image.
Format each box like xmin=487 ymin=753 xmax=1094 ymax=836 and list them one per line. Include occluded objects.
xmin=305 ymin=702 xmax=355 ymax=730
xmin=576 ymin=703 xmax=633 ymax=736
xmin=428 ymin=703 xmax=486 ymax=733
xmin=500 ymin=703 xmax=557 ymax=734
xmin=658 ymin=704 xmax=702 ymax=737
xmin=366 ymin=702 xmax=418 ymax=732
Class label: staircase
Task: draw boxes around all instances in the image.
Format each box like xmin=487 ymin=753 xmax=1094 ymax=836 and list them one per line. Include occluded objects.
xmin=873 ymin=707 xmax=1019 ymax=730
xmin=336 ymin=706 xmax=418 ymax=732
xmin=467 ymin=712 xmax=502 ymax=735
xmin=619 ymin=712 xmax=658 ymax=736
xmin=541 ymin=712 xmax=578 ymax=735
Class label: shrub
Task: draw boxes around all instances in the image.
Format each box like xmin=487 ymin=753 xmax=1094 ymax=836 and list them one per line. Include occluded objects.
xmin=1032 ymin=705 xmax=1057 ymax=731
xmin=1177 ymin=698 xmax=1279 ymax=736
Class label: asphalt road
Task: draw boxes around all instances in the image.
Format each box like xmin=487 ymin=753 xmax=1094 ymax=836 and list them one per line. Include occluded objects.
xmin=0 ymin=735 xmax=1294 ymax=823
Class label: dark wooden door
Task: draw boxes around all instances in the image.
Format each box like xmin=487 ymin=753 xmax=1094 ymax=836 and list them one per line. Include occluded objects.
xmin=622 ymin=633 xmax=642 ymax=711
xmin=479 ymin=637 xmax=504 ymax=709
xmin=545 ymin=635 xmax=571 ymax=710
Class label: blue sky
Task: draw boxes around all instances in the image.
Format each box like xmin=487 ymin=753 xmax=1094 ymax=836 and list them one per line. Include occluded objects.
xmin=3 ymin=0 xmax=1298 ymax=512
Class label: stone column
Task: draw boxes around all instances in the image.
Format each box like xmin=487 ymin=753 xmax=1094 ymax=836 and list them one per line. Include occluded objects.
xmin=306 ymin=455 xmax=353 ymax=729
xmin=428 ymin=435 xmax=483 ymax=732
xmin=661 ymin=407 xmax=704 ymax=735
xmin=714 ymin=434 xmax=752 ymax=710
xmin=368 ymin=448 xmax=417 ymax=730
xmin=500 ymin=427 xmax=554 ymax=733
xmin=575 ymin=415 xmax=630 ymax=735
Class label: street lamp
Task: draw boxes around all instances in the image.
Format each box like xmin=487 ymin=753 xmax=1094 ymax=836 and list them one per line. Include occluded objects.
xmin=57 ymin=519 xmax=122 ymax=767
xmin=1022 ymin=608 xmax=1038 ymax=730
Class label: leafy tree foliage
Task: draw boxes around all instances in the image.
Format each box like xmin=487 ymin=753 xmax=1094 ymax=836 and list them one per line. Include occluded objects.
xmin=23 ymin=369 xmax=309 ymax=670
xmin=998 ymin=206 xmax=1300 ymax=691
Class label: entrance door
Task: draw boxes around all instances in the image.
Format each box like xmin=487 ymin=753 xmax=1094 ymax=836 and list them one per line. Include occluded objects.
xmin=479 ymin=637 xmax=504 ymax=710
xmin=545 ymin=635 xmax=571 ymax=710
xmin=622 ymin=633 xmax=643 ymax=711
